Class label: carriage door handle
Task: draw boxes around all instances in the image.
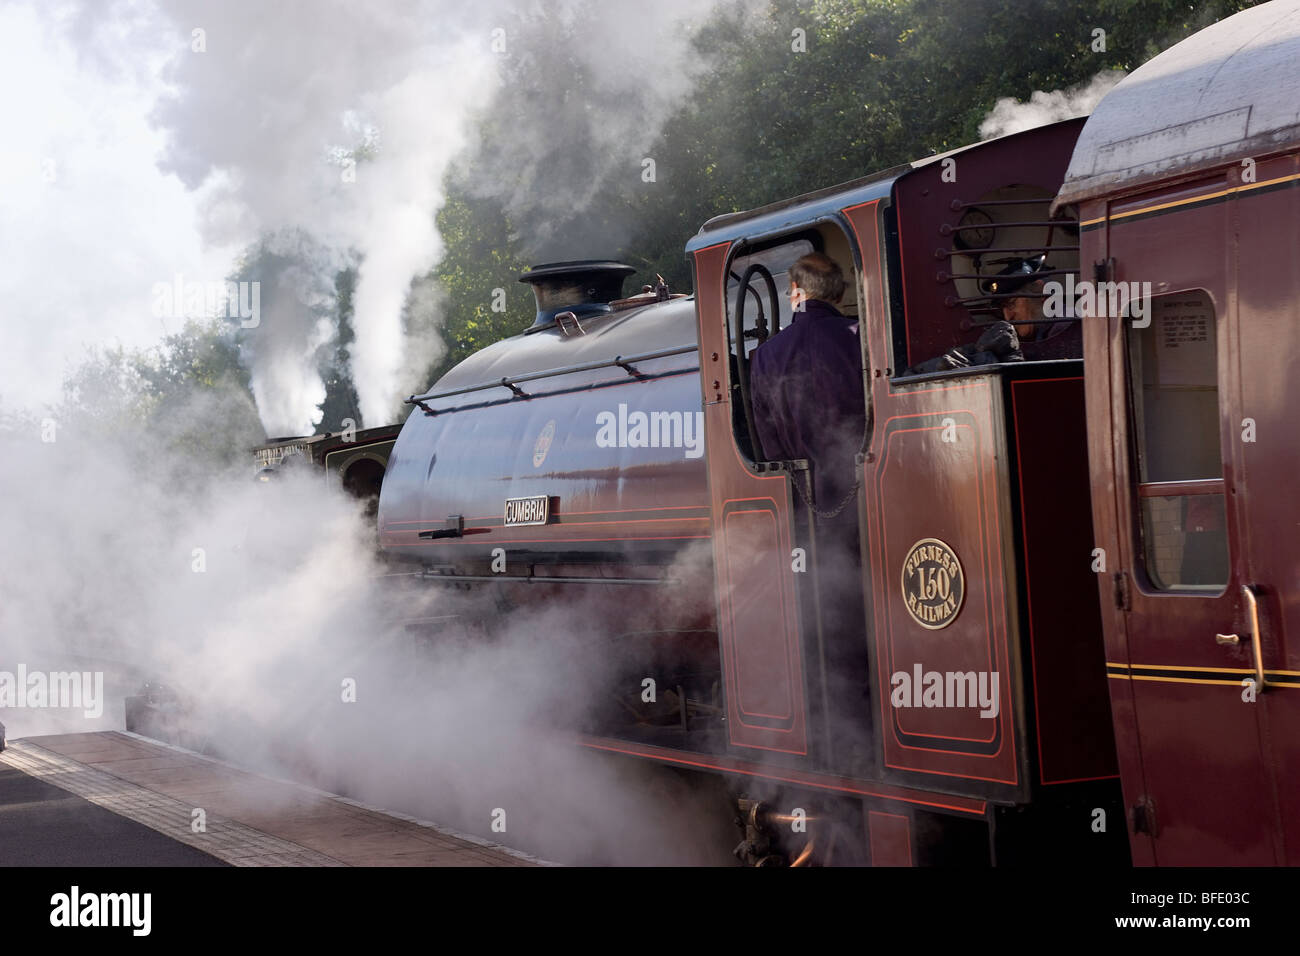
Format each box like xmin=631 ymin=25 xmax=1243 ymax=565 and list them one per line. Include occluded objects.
xmin=1215 ymin=585 xmax=1267 ymax=691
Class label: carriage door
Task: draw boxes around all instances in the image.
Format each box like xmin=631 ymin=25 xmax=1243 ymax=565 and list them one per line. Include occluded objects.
xmin=1230 ymin=170 xmax=1300 ymax=865
xmin=1102 ymin=192 xmax=1278 ymax=864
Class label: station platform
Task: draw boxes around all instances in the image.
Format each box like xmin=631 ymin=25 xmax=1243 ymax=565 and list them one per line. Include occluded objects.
xmin=0 ymin=732 xmax=546 ymax=867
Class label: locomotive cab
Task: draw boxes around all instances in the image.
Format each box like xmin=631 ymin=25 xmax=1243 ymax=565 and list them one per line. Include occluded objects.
xmin=688 ymin=116 xmax=1126 ymax=864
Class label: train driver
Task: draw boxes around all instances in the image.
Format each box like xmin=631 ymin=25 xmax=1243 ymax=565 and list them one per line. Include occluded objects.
xmin=904 ymin=255 xmax=1078 ymax=374
xmin=988 ymin=255 xmax=1078 ymax=359
xmin=749 ymin=252 xmax=866 ymax=511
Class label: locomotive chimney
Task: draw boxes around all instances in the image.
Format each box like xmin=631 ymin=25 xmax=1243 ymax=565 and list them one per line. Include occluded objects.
xmin=519 ymin=260 xmax=637 ymax=334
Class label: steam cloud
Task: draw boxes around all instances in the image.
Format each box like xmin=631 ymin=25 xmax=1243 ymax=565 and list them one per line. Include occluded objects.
xmin=0 ymin=406 xmax=736 ymax=864
xmin=30 ymin=0 xmax=743 ymax=437
xmin=458 ymin=0 xmax=739 ymax=260
xmin=0 ymin=2 xmax=756 ymax=862
xmin=146 ymin=0 xmax=498 ymax=434
xmin=979 ymin=70 xmax=1126 ymax=140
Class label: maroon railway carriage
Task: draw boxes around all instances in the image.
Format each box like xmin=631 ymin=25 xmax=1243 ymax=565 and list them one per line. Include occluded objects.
xmin=379 ymin=0 xmax=1300 ymax=865
xmin=1058 ymin=0 xmax=1300 ymax=866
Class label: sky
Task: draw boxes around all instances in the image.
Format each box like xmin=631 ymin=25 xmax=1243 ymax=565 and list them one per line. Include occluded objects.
xmin=0 ymin=0 xmax=495 ymax=434
xmin=0 ymin=0 xmax=725 ymax=436
xmin=0 ymin=1 xmax=237 ymax=413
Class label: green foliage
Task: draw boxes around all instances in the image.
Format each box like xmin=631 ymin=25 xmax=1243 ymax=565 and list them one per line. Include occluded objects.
xmin=424 ymin=0 xmax=1260 ymax=386
xmin=428 ymin=182 xmax=533 ymax=382
xmin=138 ymin=320 xmax=252 ymax=400
xmin=56 ymin=320 xmax=263 ymax=471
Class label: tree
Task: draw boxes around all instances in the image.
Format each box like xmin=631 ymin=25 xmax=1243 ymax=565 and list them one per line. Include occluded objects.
xmin=412 ymin=1 xmax=1265 ymax=387
xmin=56 ymin=320 xmax=262 ymax=475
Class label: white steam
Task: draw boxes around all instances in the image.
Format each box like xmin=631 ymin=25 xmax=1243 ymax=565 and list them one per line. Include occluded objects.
xmin=463 ymin=0 xmax=741 ymax=258
xmin=979 ymin=70 xmax=1126 ymax=140
xmin=236 ymin=233 xmax=343 ymax=437
xmin=7 ymin=1 xmax=752 ymax=435
xmin=146 ymin=1 xmax=499 ymax=433
xmin=0 ymin=407 xmax=734 ymax=864
xmin=0 ymin=0 xmax=765 ymax=865
xmin=148 ymin=0 xmax=738 ymax=433
xmin=0 ymin=3 xmax=237 ymax=414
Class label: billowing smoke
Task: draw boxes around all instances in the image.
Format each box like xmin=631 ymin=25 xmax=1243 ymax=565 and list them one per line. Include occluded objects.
xmin=0 ymin=394 xmax=740 ymax=863
xmin=144 ymin=1 xmax=499 ymax=433
xmin=232 ymin=233 xmax=344 ymax=437
xmin=0 ymin=2 xmax=239 ymax=415
xmin=979 ymin=70 xmax=1126 ymax=140
xmin=47 ymin=0 xmax=742 ymax=436
xmin=459 ymin=0 xmax=746 ymax=260
xmin=0 ymin=0 xmax=806 ymax=866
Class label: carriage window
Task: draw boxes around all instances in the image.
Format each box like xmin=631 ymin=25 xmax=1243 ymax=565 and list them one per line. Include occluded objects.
xmin=1127 ymin=290 xmax=1228 ymax=590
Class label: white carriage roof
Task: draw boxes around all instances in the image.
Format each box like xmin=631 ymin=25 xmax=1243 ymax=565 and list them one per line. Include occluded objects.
xmin=1057 ymin=0 xmax=1300 ymax=206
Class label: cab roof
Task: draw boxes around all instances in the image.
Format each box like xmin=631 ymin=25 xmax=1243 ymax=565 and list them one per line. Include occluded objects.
xmin=686 ymin=166 xmax=903 ymax=254
xmin=1057 ymin=0 xmax=1300 ymax=207
xmin=686 ymin=121 xmax=1085 ymax=254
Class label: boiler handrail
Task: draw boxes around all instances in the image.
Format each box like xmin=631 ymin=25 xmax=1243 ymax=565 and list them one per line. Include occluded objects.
xmin=405 ymin=343 xmax=699 ymax=413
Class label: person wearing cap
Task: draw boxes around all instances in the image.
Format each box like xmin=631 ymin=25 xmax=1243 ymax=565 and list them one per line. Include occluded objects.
xmin=990 ymin=254 xmax=1078 ymax=358
xmin=904 ymin=255 xmax=1076 ymax=374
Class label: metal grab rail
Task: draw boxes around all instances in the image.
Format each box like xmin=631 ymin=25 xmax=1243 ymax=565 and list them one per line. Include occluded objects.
xmin=942 ymin=219 xmax=1078 ymax=233
xmin=948 ymin=197 xmax=1068 ymax=209
xmin=406 ymin=344 xmax=699 ymax=414
xmin=938 ymin=245 xmax=1079 ymax=258
xmin=960 ymin=313 xmax=1085 ymax=328
xmin=1243 ymin=585 xmax=1268 ymax=692
xmin=731 ymin=262 xmax=779 ymax=463
xmin=940 ymin=267 xmax=1077 ymax=282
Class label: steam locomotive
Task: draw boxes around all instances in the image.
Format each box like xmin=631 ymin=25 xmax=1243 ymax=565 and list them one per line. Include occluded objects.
xmin=368 ymin=1 xmax=1300 ymax=865
xmin=254 ymin=424 xmax=401 ymax=501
